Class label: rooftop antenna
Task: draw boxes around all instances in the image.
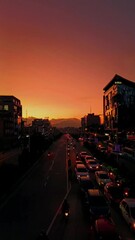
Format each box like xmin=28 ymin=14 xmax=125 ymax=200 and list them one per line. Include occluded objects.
xmin=90 ymin=105 xmax=92 ymax=114
xmin=26 ymin=109 xmax=28 ymax=126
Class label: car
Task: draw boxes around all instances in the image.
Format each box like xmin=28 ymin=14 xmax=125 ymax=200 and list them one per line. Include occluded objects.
xmin=119 ymin=198 xmax=135 ymax=231
xmin=104 ymin=182 xmax=127 ymax=205
xmin=84 ymin=154 xmax=96 ymax=163
xmin=78 ymin=137 xmax=83 ymax=141
xmin=75 ymin=164 xmax=89 ymax=181
xmin=86 ymin=159 xmax=101 ymax=171
xmin=95 ymin=170 xmax=112 ymax=187
xmin=79 ymin=151 xmax=88 ymax=160
xmin=93 ymin=216 xmax=122 ymax=240
xmin=79 ymin=175 xmax=94 ymax=198
xmin=97 ymin=145 xmax=107 ymax=153
xmin=75 ymin=160 xmax=83 ymax=165
xmin=85 ymin=189 xmax=110 ymax=220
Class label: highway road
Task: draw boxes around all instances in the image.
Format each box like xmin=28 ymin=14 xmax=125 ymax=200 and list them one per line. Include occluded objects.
xmin=0 ymin=135 xmax=135 ymax=240
xmin=0 ymin=136 xmax=68 ymax=240
xmin=48 ymin=138 xmax=135 ymax=240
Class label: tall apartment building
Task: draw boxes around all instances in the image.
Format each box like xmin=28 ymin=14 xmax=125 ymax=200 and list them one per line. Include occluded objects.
xmin=32 ymin=118 xmax=51 ymax=135
xmin=103 ymin=74 xmax=135 ymax=133
xmin=81 ymin=113 xmax=100 ymax=133
xmin=0 ymin=95 xmax=22 ymax=140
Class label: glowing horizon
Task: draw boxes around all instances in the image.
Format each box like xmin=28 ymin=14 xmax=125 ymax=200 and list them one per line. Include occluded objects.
xmin=1 ymin=0 xmax=135 ymax=120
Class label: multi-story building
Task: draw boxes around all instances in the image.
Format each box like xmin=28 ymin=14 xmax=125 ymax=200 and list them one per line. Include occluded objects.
xmin=103 ymin=74 xmax=135 ymax=134
xmin=81 ymin=116 xmax=86 ymax=133
xmin=86 ymin=113 xmax=100 ymax=132
xmin=32 ymin=118 xmax=51 ymax=135
xmin=81 ymin=113 xmax=100 ymax=134
xmin=0 ymin=95 xmax=22 ymax=148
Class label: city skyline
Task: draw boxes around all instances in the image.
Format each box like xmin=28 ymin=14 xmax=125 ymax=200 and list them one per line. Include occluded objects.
xmin=1 ymin=0 xmax=135 ymax=119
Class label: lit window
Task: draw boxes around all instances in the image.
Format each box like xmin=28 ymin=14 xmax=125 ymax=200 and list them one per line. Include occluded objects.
xmin=0 ymin=105 xmax=3 ymax=110
xmin=4 ymin=105 xmax=9 ymax=110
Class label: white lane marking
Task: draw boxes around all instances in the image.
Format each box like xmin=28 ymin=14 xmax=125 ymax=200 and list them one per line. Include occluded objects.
xmin=43 ymin=160 xmax=54 ymax=188
xmin=46 ymin=183 xmax=71 ymax=235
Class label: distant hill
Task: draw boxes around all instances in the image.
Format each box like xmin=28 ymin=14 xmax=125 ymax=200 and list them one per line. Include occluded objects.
xmin=23 ymin=117 xmax=81 ymax=128
xmin=50 ymin=118 xmax=81 ymax=128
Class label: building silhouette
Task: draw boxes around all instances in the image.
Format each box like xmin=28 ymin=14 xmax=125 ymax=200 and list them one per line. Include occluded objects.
xmin=81 ymin=113 xmax=100 ymax=133
xmin=0 ymin=95 xmax=22 ymax=149
xmin=103 ymin=74 xmax=135 ymax=135
xmin=32 ymin=118 xmax=51 ymax=136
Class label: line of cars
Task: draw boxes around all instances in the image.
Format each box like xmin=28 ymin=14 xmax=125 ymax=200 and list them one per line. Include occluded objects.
xmin=74 ymin=150 xmax=135 ymax=238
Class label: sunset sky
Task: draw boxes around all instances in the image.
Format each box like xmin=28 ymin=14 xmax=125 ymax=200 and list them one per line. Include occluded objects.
xmin=1 ymin=0 xmax=135 ymax=119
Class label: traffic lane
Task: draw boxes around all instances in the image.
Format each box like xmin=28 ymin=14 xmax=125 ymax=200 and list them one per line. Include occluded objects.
xmin=88 ymin=171 xmax=135 ymax=240
xmin=0 ymin=159 xmax=57 ymax=240
xmin=0 ymin=137 xmax=67 ymax=240
xmin=74 ymin=141 xmax=135 ymax=240
xmin=48 ymin=140 xmax=134 ymax=239
xmin=70 ymin=142 xmax=135 ymax=240
xmin=110 ymin=206 xmax=135 ymax=240
xmin=48 ymin=182 xmax=92 ymax=240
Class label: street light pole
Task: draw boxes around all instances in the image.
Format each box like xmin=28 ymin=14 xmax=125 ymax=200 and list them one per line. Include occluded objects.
xmin=66 ymin=143 xmax=69 ymax=193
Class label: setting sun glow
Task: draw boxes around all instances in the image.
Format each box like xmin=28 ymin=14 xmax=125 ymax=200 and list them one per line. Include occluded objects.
xmin=1 ymin=0 xmax=135 ymax=119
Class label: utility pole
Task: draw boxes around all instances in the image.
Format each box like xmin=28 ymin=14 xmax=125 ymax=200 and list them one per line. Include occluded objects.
xmin=90 ymin=105 xmax=92 ymax=114
xmin=26 ymin=109 xmax=28 ymax=126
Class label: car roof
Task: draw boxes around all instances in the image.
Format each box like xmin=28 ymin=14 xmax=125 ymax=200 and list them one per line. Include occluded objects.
xmin=80 ymin=151 xmax=87 ymax=154
xmin=76 ymin=164 xmax=86 ymax=168
xmin=88 ymin=159 xmax=98 ymax=163
xmin=88 ymin=189 xmax=101 ymax=196
xmin=95 ymin=218 xmax=116 ymax=234
xmin=76 ymin=160 xmax=83 ymax=163
xmin=80 ymin=176 xmax=91 ymax=181
xmin=95 ymin=170 xmax=108 ymax=174
xmin=85 ymin=155 xmax=93 ymax=158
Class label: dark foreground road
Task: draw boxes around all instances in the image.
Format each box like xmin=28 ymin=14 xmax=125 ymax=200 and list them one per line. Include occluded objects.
xmin=48 ymin=180 xmax=91 ymax=240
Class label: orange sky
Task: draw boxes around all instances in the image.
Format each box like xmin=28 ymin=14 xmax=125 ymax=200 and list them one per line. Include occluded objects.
xmin=1 ymin=0 xmax=135 ymax=119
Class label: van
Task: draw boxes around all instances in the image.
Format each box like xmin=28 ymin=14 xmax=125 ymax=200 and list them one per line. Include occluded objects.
xmin=86 ymin=189 xmax=110 ymax=220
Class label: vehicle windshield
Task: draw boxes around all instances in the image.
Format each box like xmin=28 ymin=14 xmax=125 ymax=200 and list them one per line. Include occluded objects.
xmin=80 ymin=181 xmax=94 ymax=189
xmin=99 ymin=174 xmax=109 ymax=179
xmin=78 ymin=168 xmax=87 ymax=172
xmin=89 ymin=196 xmax=107 ymax=207
xmin=130 ymin=207 xmax=135 ymax=218
xmin=89 ymin=160 xmax=97 ymax=165
xmin=86 ymin=156 xmax=94 ymax=160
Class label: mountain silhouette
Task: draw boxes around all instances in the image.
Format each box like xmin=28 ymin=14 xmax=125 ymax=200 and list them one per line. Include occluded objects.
xmin=50 ymin=118 xmax=81 ymax=128
xmin=23 ymin=117 xmax=81 ymax=128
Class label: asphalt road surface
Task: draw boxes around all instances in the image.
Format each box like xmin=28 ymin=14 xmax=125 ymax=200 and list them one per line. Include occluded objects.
xmin=0 ymin=135 xmax=135 ymax=240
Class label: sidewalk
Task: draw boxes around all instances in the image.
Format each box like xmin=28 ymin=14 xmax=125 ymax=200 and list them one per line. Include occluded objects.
xmin=0 ymin=148 xmax=21 ymax=167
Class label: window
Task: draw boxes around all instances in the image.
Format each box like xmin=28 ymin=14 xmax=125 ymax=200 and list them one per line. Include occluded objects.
xmin=4 ymin=105 xmax=9 ymax=110
xmin=0 ymin=105 xmax=3 ymax=110
xmin=14 ymin=106 xmax=17 ymax=111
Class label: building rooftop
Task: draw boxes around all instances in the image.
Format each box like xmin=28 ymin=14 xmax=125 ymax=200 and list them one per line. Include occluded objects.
xmin=103 ymin=74 xmax=135 ymax=92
